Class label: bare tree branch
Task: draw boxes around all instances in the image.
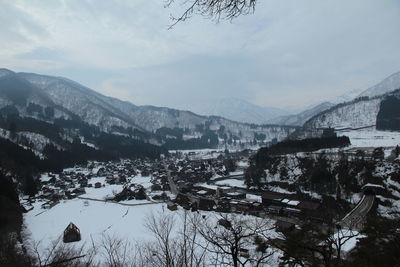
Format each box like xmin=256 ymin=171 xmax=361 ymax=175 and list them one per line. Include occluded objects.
xmin=165 ymin=0 xmax=257 ymax=29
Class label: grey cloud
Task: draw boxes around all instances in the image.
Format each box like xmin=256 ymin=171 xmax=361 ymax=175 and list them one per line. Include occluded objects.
xmin=0 ymin=2 xmax=48 ymax=45
xmin=1 ymin=0 xmax=400 ymax=110
xmin=16 ymin=47 xmax=66 ymax=61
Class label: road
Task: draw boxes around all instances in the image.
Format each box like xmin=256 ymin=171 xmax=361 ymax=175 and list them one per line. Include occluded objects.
xmin=164 ymin=163 xmax=179 ymax=195
xmin=339 ymin=194 xmax=374 ymax=229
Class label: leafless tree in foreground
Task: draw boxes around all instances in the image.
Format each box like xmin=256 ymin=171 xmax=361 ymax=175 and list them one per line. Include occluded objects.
xmin=21 ymin=211 xmax=279 ymax=266
xmin=99 ymin=234 xmax=135 ymax=267
xmin=165 ymin=0 xmax=257 ymax=28
xmin=196 ymin=213 xmax=275 ymax=267
xmin=30 ymin=237 xmax=96 ymax=267
xmin=138 ymin=210 xmax=208 ymax=267
xmin=270 ymin=223 xmax=360 ymax=267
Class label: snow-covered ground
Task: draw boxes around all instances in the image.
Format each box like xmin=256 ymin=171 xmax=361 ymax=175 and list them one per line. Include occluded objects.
xmin=332 ymin=230 xmax=365 ymax=254
xmin=215 ymin=178 xmax=246 ymax=188
xmin=338 ymin=129 xmax=400 ymax=148
xmin=79 ymin=175 xmax=153 ymax=200
xmin=24 ymin=196 xmax=280 ymax=265
xmin=25 ymin=172 xmax=162 ymax=256
xmin=82 ymin=182 xmax=122 ymax=200
xmin=24 ymin=199 xmax=166 ymax=250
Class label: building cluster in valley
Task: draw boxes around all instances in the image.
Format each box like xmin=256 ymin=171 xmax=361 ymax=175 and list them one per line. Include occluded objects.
xmin=23 ymin=149 xmax=329 ymax=235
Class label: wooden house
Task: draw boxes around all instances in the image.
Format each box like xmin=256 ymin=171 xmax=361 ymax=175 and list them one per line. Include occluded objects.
xmin=63 ymin=222 xmax=81 ymax=243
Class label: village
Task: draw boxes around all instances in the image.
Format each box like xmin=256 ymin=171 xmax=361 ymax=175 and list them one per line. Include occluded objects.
xmin=21 ymin=148 xmax=330 ymax=237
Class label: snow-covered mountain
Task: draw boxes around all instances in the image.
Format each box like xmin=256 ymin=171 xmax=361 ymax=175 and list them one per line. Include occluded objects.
xmin=273 ymin=70 xmax=400 ymax=128
xmin=359 ymin=71 xmax=400 ymax=98
xmin=301 ymin=71 xmax=400 ymax=131
xmin=0 ymin=68 xmax=298 ymax=149
xmin=0 ymin=68 xmax=14 ymax=78
xmin=185 ymin=98 xmax=288 ymax=124
xmin=18 ymin=71 xmax=145 ymax=133
xmin=266 ymin=102 xmax=335 ymax=126
xmin=333 ymin=88 xmax=365 ymax=104
xmin=303 ymin=97 xmax=382 ymax=129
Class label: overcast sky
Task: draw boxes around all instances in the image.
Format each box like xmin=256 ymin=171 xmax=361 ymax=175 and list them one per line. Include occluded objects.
xmin=1 ymin=0 xmax=400 ymax=111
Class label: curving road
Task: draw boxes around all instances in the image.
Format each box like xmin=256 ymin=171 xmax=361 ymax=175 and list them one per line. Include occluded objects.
xmin=339 ymin=194 xmax=374 ymax=229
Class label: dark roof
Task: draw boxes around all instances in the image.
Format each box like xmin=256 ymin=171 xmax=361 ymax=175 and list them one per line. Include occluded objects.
xmin=275 ymin=220 xmax=295 ymax=229
xmin=64 ymin=222 xmax=80 ymax=234
xmin=262 ymin=191 xmax=287 ymax=200
xmin=297 ymin=201 xmax=320 ymax=210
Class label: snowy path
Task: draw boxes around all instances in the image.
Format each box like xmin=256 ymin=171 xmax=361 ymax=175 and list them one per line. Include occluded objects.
xmin=77 ymin=196 xmax=161 ymax=206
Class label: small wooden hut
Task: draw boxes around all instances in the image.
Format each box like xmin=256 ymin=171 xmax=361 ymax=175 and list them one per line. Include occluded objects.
xmin=63 ymin=222 xmax=81 ymax=243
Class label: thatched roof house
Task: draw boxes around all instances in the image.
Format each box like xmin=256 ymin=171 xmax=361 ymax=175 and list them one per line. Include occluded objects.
xmin=63 ymin=222 xmax=81 ymax=243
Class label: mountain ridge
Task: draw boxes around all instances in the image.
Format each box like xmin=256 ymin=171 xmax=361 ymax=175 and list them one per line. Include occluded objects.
xmin=184 ymin=97 xmax=289 ymax=124
xmin=0 ymin=68 xmax=298 ymax=152
xmin=359 ymin=71 xmax=400 ymax=98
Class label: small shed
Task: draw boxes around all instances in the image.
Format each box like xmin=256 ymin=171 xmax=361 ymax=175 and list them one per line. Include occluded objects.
xmin=63 ymin=222 xmax=81 ymax=243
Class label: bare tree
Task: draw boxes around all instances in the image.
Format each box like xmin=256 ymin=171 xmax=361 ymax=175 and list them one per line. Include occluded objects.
xmin=30 ymin=237 xmax=96 ymax=267
xmin=178 ymin=211 xmax=209 ymax=267
xmin=143 ymin=211 xmax=180 ymax=266
xmin=138 ymin=210 xmax=208 ymax=267
xmin=196 ymin=213 xmax=275 ymax=267
xmin=165 ymin=0 xmax=257 ymax=28
xmin=99 ymin=234 xmax=135 ymax=267
xmin=270 ymin=223 xmax=360 ymax=267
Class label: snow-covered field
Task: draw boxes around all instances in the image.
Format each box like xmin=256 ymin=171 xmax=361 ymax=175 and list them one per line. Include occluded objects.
xmin=338 ymin=129 xmax=400 ymax=148
xmin=24 ymin=199 xmax=167 ymax=250
xmin=25 ymin=173 xmax=164 ymax=256
xmin=215 ymin=178 xmax=246 ymax=188
xmin=24 ymin=195 xmax=280 ymax=265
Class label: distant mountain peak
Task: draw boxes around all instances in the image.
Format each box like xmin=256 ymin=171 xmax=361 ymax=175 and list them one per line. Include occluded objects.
xmin=266 ymin=101 xmax=335 ymax=126
xmin=184 ymin=97 xmax=289 ymax=124
xmin=0 ymin=68 xmax=14 ymax=78
xmin=333 ymin=88 xmax=364 ymax=104
xmin=359 ymin=71 xmax=400 ymax=98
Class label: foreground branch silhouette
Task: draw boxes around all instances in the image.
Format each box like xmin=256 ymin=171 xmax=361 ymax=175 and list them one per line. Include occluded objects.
xmin=165 ymin=0 xmax=257 ymax=28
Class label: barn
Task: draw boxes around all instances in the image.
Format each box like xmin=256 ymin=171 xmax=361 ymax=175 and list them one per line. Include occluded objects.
xmin=63 ymin=222 xmax=81 ymax=243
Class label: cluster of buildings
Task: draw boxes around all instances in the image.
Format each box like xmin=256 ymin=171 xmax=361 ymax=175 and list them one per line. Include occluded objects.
xmin=26 ymin=149 xmax=324 ymax=233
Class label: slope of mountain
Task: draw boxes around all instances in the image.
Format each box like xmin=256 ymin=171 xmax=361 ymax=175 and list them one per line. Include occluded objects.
xmin=376 ymin=89 xmax=400 ymax=131
xmin=0 ymin=68 xmax=298 ymax=152
xmin=185 ymin=98 xmax=288 ymax=124
xmin=19 ymin=72 xmax=145 ymax=133
xmin=303 ymin=97 xmax=382 ymax=129
xmin=267 ymin=102 xmax=335 ymax=126
xmin=0 ymin=68 xmax=14 ymax=78
xmin=359 ymin=71 xmax=400 ymax=98
xmin=333 ymin=88 xmax=364 ymax=104
xmin=301 ymin=71 xmax=400 ymax=131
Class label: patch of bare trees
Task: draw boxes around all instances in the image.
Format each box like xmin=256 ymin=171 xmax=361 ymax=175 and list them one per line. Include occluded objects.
xmin=134 ymin=210 xmax=208 ymax=267
xmin=196 ymin=214 xmax=276 ymax=267
xmin=30 ymin=237 xmax=95 ymax=267
xmin=270 ymin=223 xmax=360 ymax=267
